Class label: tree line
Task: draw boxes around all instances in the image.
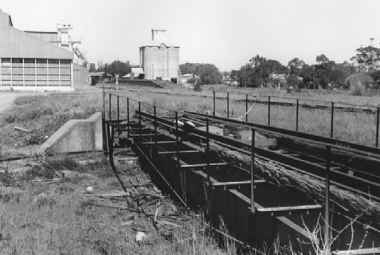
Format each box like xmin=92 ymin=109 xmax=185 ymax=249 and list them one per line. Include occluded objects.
xmin=92 ymin=40 xmax=380 ymax=89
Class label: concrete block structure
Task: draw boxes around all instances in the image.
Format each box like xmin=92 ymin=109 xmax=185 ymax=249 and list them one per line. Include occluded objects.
xmin=139 ymin=29 xmax=179 ymax=83
xmin=0 ymin=10 xmax=88 ymax=91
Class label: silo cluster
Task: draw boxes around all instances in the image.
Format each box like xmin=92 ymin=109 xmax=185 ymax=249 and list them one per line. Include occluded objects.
xmin=139 ymin=29 xmax=179 ymax=83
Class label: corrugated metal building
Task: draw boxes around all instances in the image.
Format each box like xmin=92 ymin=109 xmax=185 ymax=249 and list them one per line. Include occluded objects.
xmin=0 ymin=10 xmax=77 ymax=91
xmin=139 ymin=29 xmax=179 ymax=83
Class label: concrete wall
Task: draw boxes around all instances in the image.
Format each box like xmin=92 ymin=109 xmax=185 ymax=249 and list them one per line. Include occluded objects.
xmin=39 ymin=112 xmax=102 ymax=154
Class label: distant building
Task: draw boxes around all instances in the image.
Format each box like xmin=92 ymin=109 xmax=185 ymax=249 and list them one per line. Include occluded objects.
xmin=0 ymin=10 xmax=88 ymax=91
xmin=139 ymin=29 xmax=179 ymax=83
xmin=130 ymin=68 xmax=144 ymax=80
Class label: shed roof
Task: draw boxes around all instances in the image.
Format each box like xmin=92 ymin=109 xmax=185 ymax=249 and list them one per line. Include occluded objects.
xmin=131 ymin=68 xmax=144 ymax=74
xmin=0 ymin=10 xmax=73 ymax=59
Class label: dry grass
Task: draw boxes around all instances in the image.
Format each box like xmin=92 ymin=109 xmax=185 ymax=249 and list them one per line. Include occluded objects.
xmin=0 ymin=153 xmax=231 ymax=255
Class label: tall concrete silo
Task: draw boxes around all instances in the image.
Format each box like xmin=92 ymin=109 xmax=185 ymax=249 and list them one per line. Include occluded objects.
xmin=139 ymin=29 xmax=179 ymax=83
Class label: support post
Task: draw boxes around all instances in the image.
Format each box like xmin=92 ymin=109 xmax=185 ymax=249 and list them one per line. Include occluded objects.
xmin=109 ymin=93 xmax=112 ymax=122
xmin=376 ymin=107 xmax=379 ymax=148
xmin=268 ymin=96 xmax=271 ymax=126
xmin=330 ymin=102 xmax=334 ymax=138
xmin=206 ymin=118 xmax=210 ymax=185
xmin=246 ymin=94 xmax=248 ymax=122
xmin=227 ymin=92 xmax=230 ymax=119
xmin=139 ymin=101 xmax=142 ymax=139
xmin=154 ymin=106 xmax=157 ymax=153
xmin=296 ymin=99 xmax=299 ymax=131
xmin=213 ymin=91 xmax=216 ymax=116
xmin=251 ymin=129 xmax=256 ymax=214
xmin=324 ymin=146 xmax=331 ymax=252
xmin=127 ymin=98 xmax=130 ymax=137
xmin=117 ymin=96 xmax=120 ymax=132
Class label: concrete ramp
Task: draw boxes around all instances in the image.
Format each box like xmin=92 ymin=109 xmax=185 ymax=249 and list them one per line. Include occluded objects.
xmin=39 ymin=112 xmax=102 ymax=153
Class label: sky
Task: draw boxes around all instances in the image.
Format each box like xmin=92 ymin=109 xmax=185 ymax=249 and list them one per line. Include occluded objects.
xmin=2 ymin=0 xmax=380 ymax=71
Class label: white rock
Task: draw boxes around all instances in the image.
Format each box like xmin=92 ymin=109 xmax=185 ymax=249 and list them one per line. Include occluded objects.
xmin=135 ymin=231 xmax=147 ymax=243
xmin=86 ymin=187 xmax=93 ymax=193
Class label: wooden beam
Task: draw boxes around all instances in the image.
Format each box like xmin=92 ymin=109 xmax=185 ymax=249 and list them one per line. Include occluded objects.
xmin=257 ymin=205 xmax=322 ymax=216
xmin=333 ymin=248 xmax=380 ymax=255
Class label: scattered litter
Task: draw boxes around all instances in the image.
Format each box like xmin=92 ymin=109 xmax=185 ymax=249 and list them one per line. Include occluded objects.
xmin=95 ymin=190 xmax=130 ymax=198
xmin=14 ymin=126 xmax=30 ymax=133
xmin=85 ymin=186 xmax=93 ymax=193
xmin=135 ymin=231 xmax=147 ymax=243
xmin=121 ymin=220 xmax=134 ymax=226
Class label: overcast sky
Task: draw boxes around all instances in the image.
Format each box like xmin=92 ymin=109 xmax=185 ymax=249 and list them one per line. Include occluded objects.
xmin=2 ymin=0 xmax=380 ymax=71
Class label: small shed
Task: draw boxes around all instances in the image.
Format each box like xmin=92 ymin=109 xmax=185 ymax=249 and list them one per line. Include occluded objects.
xmin=130 ymin=68 xmax=144 ymax=80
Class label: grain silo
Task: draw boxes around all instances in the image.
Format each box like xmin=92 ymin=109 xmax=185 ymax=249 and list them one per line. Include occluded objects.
xmin=139 ymin=29 xmax=179 ymax=83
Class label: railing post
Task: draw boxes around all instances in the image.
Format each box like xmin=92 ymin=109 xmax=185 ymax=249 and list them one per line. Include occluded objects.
xmin=376 ymin=107 xmax=379 ymax=148
xmin=324 ymin=146 xmax=331 ymax=252
xmin=175 ymin=111 xmax=179 ymax=164
xmin=227 ymin=92 xmax=230 ymax=119
xmin=251 ymin=129 xmax=256 ymax=214
xmin=138 ymin=101 xmax=142 ymax=139
xmin=206 ymin=118 xmax=210 ymax=185
xmin=330 ymin=102 xmax=334 ymax=138
xmin=246 ymin=94 xmax=248 ymax=122
xmin=296 ymin=99 xmax=299 ymax=131
xmin=154 ymin=106 xmax=157 ymax=153
xmin=117 ymin=95 xmax=120 ymax=132
xmin=102 ymin=90 xmax=106 ymax=118
xmin=268 ymin=96 xmax=271 ymax=126
xmin=127 ymin=98 xmax=130 ymax=137
xmin=213 ymin=91 xmax=216 ymax=116
xmin=109 ymin=93 xmax=112 ymax=122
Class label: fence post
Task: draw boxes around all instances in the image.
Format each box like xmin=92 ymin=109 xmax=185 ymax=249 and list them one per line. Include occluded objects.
xmin=213 ymin=91 xmax=216 ymax=116
xmin=206 ymin=118 xmax=210 ymax=186
xmin=324 ymin=146 xmax=331 ymax=252
xmin=268 ymin=96 xmax=271 ymax=126
xmin=117 ymin=96 xmax=120 ymax=132
xmin=376 ymin=107 xmax=379 ymax=148
xmin=296 ymin=99 xmax=299 ymax=131
xmin=246 ymin=94 xmax=248 ymax=122
xmin=330 ymin=102 xmax=334 ymax=138
xmin=227 ymin=92 xmax=230 ymax=119
xmin=251 ymin=129 xmax=256 ymax=214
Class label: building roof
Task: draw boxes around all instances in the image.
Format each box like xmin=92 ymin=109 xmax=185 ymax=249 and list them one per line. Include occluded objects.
xmin=131 ymin=68 xmax=144 ymax=74
xmin=0 ymin=10 xmax=73 ymax=59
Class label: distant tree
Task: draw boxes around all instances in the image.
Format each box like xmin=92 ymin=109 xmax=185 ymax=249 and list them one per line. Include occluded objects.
xmin=287 ymin=58 xmax=305 ymax=75
xmin=249 ymin=55 xmax=267 ymax=67
xmin=102 ymin=60 xmax=132 ymax=77
xmin=179 ymin=63 xmax=222 ymax=85
xmin=286 ymin=74 xmax=302 ymax=87
xmin=316 ymin=54 xmax=329 ymax=65
xmin=351 ymin=45 xmax=380 ymax=72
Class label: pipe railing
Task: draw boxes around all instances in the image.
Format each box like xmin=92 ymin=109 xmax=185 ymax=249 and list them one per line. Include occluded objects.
xmin=103 ymin=90 xmax=380 ymax=248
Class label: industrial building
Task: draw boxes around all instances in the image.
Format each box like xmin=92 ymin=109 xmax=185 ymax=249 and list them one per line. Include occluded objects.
xmin=139 ymin=29 xmax=179 ymax=83
xmin=0 ymin=9 xmax=88 ymax=91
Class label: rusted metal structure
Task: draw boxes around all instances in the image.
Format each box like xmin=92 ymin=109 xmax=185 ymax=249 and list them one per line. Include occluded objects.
xmin=103 ymin=91 xmax=380 ymax=254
